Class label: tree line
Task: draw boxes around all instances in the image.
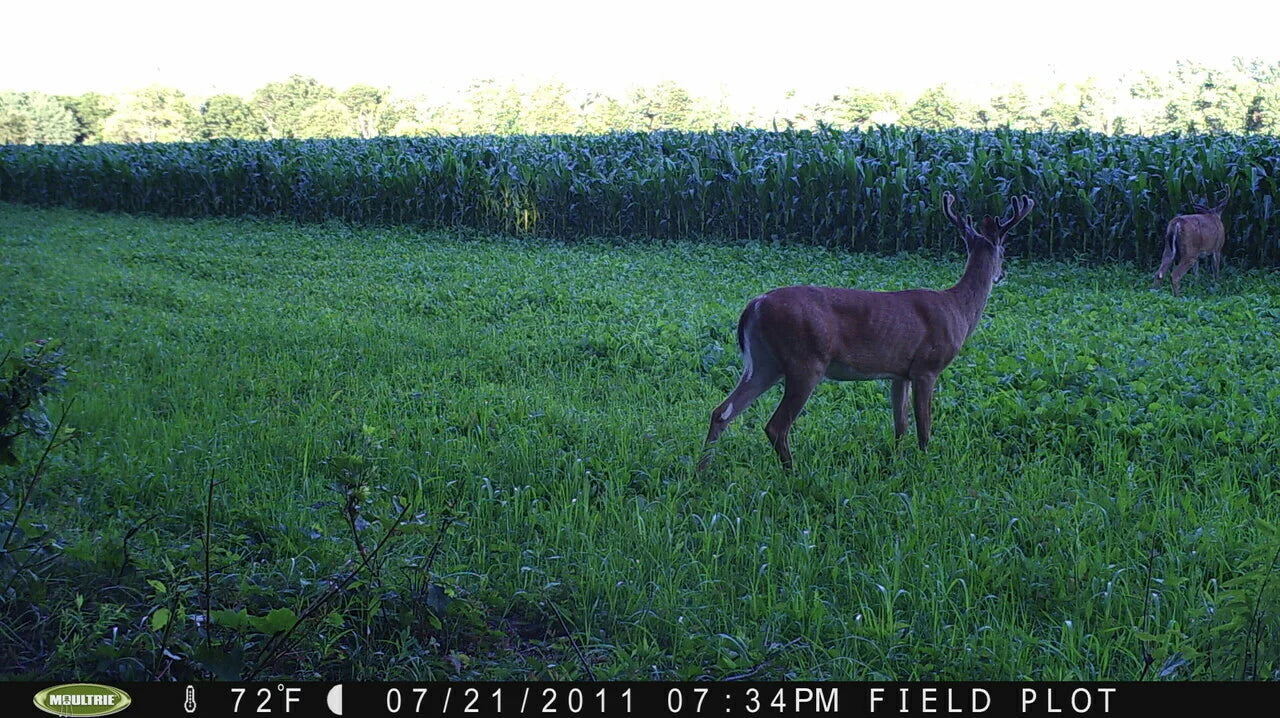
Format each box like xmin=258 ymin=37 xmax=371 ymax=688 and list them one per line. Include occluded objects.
xmin=3 ymin=58 xmax=1280 ymax=145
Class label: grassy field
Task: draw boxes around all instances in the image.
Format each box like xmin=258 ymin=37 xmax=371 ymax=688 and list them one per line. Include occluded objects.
xmin=2 ymin=202 xmax=1279 ymax=681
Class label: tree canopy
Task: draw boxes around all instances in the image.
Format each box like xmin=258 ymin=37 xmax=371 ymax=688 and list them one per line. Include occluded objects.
xmin=0 ymin=92 xmax=78 ymax=144
xmin=6 ymin=59 xmax=1280 ymax=145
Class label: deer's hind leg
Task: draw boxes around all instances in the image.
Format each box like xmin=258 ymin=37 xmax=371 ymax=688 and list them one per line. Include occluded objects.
xmin=699 ymin=351 xmax=782 ymax=471
xmin=1170 ymin=255 xmax=1198 ymax=297
xmin=763 ymin=367 xmax=823 ymax=470
xmin=891 ymin=378 xmax=910 ymax=440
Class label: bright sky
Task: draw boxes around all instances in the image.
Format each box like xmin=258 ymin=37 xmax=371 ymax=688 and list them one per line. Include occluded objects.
xmin=7 ymin=0 xmax=1278 ymax=111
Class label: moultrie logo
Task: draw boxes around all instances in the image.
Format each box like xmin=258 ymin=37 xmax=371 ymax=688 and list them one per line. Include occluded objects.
xmin=32 ymin=684 xmax=133 ymax=717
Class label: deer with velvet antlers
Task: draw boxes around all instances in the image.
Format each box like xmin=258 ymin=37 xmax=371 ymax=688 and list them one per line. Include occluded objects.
xmin=1152 ymin=190 xmax=1228 ymax=297
xmin=698 ymin=192 xmax=1034 ymax=471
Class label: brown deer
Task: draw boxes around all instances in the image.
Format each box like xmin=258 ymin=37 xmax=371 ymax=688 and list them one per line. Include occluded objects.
xmin=1153 ymin=191 xmax=1228 ymax=296
xmin=698 ymin=192 xmax=1034 ymax=471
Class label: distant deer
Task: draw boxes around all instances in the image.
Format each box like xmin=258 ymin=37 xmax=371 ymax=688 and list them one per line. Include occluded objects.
xmin=698 ymin=192 xmax=1034 ymax=470
xmin=1153 ymin=190 xmax=1228 ymax=297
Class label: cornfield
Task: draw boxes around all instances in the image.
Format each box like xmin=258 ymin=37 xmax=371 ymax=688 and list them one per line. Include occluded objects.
xmin=3 ymin=126 xmax=1279 ymax=265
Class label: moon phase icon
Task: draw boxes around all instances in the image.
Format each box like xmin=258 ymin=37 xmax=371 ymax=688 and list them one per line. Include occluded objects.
xmin=326 ymin=684 xmax=343 ymax=715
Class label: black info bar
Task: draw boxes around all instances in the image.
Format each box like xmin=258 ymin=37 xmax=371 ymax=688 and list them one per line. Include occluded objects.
xmin=7 ymin=680 xmax=1266 ymax=717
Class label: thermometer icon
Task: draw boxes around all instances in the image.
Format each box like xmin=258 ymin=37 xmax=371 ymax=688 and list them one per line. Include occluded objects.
xmin=184 ymin=685 xmax=197 ymax=713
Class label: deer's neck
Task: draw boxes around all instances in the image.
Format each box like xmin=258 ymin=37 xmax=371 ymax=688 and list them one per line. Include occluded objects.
xmin=947 ymin=248 xmax=998 ymax=337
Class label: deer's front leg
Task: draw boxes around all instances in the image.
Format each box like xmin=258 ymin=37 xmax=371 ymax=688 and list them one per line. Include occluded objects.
xmin=911 ymin=375 xmax=937 ymax=450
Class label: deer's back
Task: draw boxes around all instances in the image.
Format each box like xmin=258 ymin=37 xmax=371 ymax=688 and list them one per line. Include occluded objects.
xmin=1169 ymin=213 xmax=1226 ymax=252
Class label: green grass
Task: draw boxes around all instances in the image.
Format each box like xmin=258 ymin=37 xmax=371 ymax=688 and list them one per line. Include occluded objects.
xmin=2 ymin=202 xmax=1279 ymax=681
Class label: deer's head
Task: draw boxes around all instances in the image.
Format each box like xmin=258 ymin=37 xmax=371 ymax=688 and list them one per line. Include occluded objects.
xmin=943 ymin=192 xmax=1034 ymax=285
xmin=1191 ymin=188 xmax=1230 ymax=216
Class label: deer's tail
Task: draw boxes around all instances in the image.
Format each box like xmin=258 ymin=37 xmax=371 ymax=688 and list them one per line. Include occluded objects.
xmin=735 ymin=298 xmax=758 ymax=383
